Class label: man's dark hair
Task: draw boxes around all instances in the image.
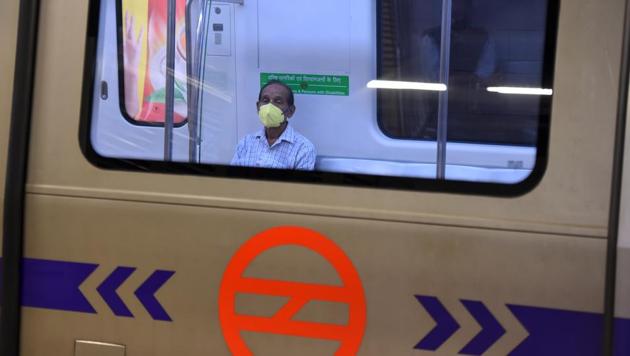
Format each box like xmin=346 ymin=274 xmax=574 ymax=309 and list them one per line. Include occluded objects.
xmin=258 ymin=80 xmax=295 ymax=106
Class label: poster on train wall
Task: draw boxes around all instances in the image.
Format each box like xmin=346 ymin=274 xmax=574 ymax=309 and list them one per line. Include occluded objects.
xmin=121 ymin=0 xmax=187 ymax=125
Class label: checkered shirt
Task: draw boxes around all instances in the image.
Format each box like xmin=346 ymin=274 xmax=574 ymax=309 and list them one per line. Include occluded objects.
xmin=231 ymin=124 xmax=316 ymax=170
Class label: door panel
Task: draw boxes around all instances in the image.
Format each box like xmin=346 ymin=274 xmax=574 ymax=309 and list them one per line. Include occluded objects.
xmin=26 ymin=0 xmax=622 ymax=239
xmin=18 ymin=0 xmax=628 ymax=355
xmin=0 ymin=0 xmax=20 ymax=235
xmin=21 ymin=194 xmax=605 ymax=355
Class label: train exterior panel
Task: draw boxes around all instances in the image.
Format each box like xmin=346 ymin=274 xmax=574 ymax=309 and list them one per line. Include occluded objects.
xmin=1 ymin=0 xmax=630 ymax=355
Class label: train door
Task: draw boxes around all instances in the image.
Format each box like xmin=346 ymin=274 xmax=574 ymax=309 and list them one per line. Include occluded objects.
xmin=0 ymin=0 xmax=19 ymax=233
xmin=613 ymin=80 xmax=630 ymax=353
xmin=3 ymin=0 xmax=630 ymax=355
xmin=0 ymin=6 xmax=18 ymax=352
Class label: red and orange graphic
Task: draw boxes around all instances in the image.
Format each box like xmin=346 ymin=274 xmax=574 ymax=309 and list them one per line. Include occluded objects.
xmin=122 ymin=0 xmax=187 ymax=124
xmin=219 ymin=226 xmax=367 ymax=355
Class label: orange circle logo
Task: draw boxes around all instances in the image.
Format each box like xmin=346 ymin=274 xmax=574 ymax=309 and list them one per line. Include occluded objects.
xmin=219 ymin=226 xmax=367 ymax=355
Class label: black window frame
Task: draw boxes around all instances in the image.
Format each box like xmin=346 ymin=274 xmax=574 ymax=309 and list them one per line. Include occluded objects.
xmin=79 ymin=0 xmax=560 ymax=197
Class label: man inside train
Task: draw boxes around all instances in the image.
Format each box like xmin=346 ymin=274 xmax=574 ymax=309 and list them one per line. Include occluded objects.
xmin=230 ymin=80 xmax=317 ymax=170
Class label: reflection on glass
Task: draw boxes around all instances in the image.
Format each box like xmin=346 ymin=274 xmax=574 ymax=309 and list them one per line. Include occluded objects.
xmin=378 ymin=0 xmax=551 ymax=146
xmin=367 ymin=80 xmax=447 ymax=92
xmin=487 ymin=87 xmax=553 ymax=96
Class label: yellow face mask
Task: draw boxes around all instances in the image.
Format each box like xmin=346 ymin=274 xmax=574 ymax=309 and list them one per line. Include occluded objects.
xmin=258 ymin=103 xmax=286 ymax=128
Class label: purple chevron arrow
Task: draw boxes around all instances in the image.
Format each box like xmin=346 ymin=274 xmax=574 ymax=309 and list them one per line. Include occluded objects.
xmin=415 ymin=295 xmax=460 ymax=350
xmin=134 ymin=270 xmax=175 ymax=321
xmin=97 ymin=267 xmax=136 ymax=317
xmin=460 ymin=300 xmax=506 ymax=355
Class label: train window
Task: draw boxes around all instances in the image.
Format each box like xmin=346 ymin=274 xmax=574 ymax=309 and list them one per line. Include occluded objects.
xmin=81 ymin=0 xmax=558 ymax=195
xmin=118 ymin=0 xmax=188 ymax=126
xmin=377 ymin=0 xmax=553 ymax=146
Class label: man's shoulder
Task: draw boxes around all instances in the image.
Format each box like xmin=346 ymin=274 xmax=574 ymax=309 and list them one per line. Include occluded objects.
xmin=290 ymin=129 xmax=316 ymax=159
xmin=291 ymin=128 xmax=315 ymax=149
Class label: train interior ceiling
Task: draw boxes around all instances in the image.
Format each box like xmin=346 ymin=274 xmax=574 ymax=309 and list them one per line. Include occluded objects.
xmin=90 ymin=0 xmax=553 ymax=184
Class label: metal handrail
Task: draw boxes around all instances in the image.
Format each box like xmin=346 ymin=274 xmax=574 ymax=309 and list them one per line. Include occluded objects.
xmin=185 ymin=0 xmax=214 ymax=163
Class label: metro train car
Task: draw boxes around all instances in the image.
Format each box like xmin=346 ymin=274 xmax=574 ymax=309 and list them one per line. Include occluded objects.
xmin=2 ymin=0 xmax=630 ymax=355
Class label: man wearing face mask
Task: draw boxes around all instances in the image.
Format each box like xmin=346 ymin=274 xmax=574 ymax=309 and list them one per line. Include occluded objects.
xmin=231 ymin=80 xmax=316 ymax=170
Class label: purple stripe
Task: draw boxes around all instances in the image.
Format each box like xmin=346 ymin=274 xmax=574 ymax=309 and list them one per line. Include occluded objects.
xmin=21 ymin=258 xmax=98 ymax=313
xmin=508 ymin=305 xmax=603 ymax=355
xmin=615 ymin=317 xmax=630 ymax=356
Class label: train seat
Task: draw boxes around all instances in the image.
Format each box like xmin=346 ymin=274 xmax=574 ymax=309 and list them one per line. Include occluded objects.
xmin=316 ymin=156 xmax=531 ymax=183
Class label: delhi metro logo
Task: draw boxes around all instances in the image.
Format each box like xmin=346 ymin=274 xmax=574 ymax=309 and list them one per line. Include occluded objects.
xmin=218 ymin=226 xmax=366 ymax=355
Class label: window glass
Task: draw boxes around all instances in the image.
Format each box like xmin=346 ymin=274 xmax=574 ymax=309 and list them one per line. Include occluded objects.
xmin=83 ymin=0 xmax=558 ymax=193
xmin=119 ymin=0 xmax=188 ymax=126
xmin=378 ymin=0 xmax=551 ymax=146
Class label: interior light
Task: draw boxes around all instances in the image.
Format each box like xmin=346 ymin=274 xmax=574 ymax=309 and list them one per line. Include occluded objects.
xmin=487 ymin=87 xmax=553 ymax=96
xmin=367 ymin=80 xmax=447 ymax=92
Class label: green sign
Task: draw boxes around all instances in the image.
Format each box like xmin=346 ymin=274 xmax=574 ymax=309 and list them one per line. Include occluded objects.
xmin=260 ymin=72 xmax=349 ymax=96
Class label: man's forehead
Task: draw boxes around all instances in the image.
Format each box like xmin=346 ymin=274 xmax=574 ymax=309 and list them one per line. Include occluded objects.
xmin=261 ymin=84 xmax=290 ymax=99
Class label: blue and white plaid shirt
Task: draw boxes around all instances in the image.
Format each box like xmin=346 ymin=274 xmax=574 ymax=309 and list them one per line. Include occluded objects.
xmin=231 ymin=124 xmax=316 ymax=170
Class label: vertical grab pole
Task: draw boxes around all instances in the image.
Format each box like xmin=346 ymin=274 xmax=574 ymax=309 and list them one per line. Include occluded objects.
xmin=436 ymin=0 xmax=452 ymax=180
xmin=185 ymin=0 xmax=211 ymax=163
xmin=185 ymin=0 xmax=197 ymax=163
xmin=195 ymin=0 xmax=212 ymax=162
xmin=186 ymin=0 xmax=200 ymax=163
xmin=165 ymin=0 xmax=177 ymax=161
